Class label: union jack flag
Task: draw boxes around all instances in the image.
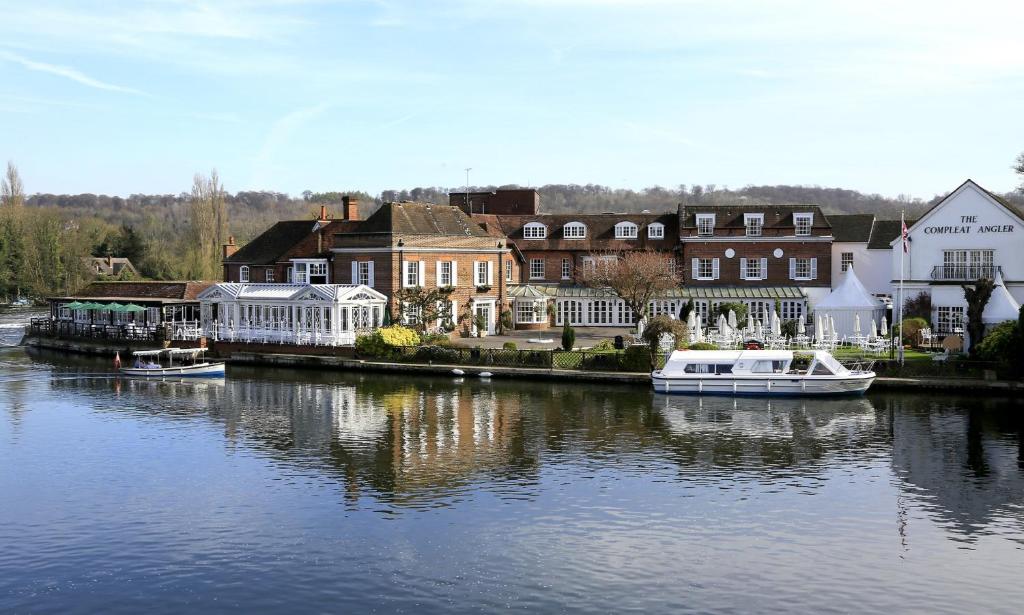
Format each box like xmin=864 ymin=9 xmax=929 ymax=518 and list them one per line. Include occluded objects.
xmin=901 ymin=220 xmax=910 ymax=253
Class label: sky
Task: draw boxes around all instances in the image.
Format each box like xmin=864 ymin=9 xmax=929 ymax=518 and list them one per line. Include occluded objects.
xmin=1 ymin=0 xmax=1022 ymax=200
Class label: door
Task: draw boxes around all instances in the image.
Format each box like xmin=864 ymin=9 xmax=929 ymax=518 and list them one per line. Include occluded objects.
xmin=474 ymin=303 xmax=493 ymax=335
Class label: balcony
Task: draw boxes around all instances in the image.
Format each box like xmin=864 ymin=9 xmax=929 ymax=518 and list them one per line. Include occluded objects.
xmin=930 ymin=265 xmax=1001 ymax=281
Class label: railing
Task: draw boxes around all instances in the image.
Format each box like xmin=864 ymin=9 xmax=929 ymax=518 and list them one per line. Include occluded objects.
xmin=360 ymin=345 xmax=657 ymax=372
xmin=205 ymin=323 xmax=361 ymax=347
xmin=930 ymin=265 xmax=1001 ymax=281
xmin=28 ymin=318 xmax=204 ymax=343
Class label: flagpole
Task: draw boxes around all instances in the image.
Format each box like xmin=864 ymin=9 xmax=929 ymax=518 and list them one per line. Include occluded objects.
xmin=898 ymin=209 xmax=905 ymax=365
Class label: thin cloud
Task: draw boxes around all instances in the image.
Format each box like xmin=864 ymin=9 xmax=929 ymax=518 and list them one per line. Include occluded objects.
xmin=0 ymin=50 xmax=145 ymax=95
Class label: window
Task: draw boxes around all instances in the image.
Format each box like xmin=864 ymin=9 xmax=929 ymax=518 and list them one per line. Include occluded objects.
xmin=936 ymin=306 xmax=965 ymax=335
xmin=476 ymin=261 xmax=489 ymax=286
xmin=744 ymin=213 xmax=764 ymax=237
xmin=530 ymin=258 xmax=545 ymax=280
xmin=781 ymin=300 xmax=804 ymax=323
xmin=581 ymin=256 xmax=595 ymax=272
xmin=405 ymin=261 xmax=421 ymax=287
xmin=563 ymin=222 xmax=586 ymax=239
xmin=696 ymin=214 xmax=715 ymax=237
xmin=293 ymin=259 xmax=328 ymax=284
xmin=505 ymin=260 xmax=513 ymax=282
xmin=523 ymin=222 xmax=547 ymax=239
xmin=239 ymin=266 xmax=249 ymax=282
xmin=841 ymin=252 xmax=854 ymax=272
xmin=265 ymin=268 xmax=274 ymax=283
xmin=693 ymin=257 xmax=718 ymax=281
xmin=402 ymin=304 xmax=422 ymax=326
xmin=308 ymin=262 xmax=328 ymax=283
xmin=647 ymin=222 xmax=665 ymax=239
xmin=615 ymin=221 xmax=638 ymax=239
xmin=516 ymin=300 xmax=547 ymax=324
xmin=561 ymin=258 xmax=571 ymax=280
xmin=941 ymin=250 xmax=994 ymax=279
xmin=439 ymin=261 xmax=453 ymax=287
xmin=794 ymin=213 xmax=813 ymax=236
xmin=741 ymin=257 xmax=766 ymax=280
xmin=790 ymin=257 xmax=817 ymax=280
xmin=358 ymin=261 xmax=372 ymax=286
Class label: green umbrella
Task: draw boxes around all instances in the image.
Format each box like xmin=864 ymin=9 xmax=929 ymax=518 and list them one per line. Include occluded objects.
xmin=63 ymin=301 xmax=86 ymax=309
xmin=79 ymin=302 xmax=104 ymax=310
xmin=105 ymin=303 xmax=126 ymax=312
xmin=121 ymin=303 xmax=146 ymax=312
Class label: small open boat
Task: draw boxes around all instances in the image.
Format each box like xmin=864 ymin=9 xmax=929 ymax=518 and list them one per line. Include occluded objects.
xmin=120 ymin=348 xmax=226 ymax=378
xmin=652 ymin=349 xmax=874 ymax=396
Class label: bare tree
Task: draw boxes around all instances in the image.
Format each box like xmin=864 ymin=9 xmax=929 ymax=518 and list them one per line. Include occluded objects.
xmin=1015 ymin=152 xmax=1024 ymax=191
xmin=575 ymin=250 xmax=680 ymax=332
xmin=1 ymin=161 xmax=24 ymax=209
xmin=186 ymin=169 xmax=227 ymax=280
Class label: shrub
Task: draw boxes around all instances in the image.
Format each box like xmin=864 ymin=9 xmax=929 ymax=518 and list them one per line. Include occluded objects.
xmin=641 ymin=315 xmax=688 ymax=364
xmin=781 ymin=319 xmax=798 ymax=339
xmin=499 ymin=309 xmax=514 ymax=334
xmin=356 ymin=325 xmax=420 ymax=358
xmin=715 ymin=301 xmax=748 ymax=323
xmin=561 ymin=324 xmax=575 ymax=351
xmin=688 ymin=342 xmax=719 ymax=350
xmin=974 ymin=321 xmax=1016 ymax=362
xmin=590 ymin=339 xmax=615 ymax=352
xmin=899 ymin=317 xmax=929 ymax=345
xmin=421 ymin=332 xmax=452 ymax=347
xmin=502 ymin=341 xmax=518 ymax=351
xmin=903 ymin=292 xmax=932 ymax=324
xmin=622 ymin=344 xmax=651 ymax=372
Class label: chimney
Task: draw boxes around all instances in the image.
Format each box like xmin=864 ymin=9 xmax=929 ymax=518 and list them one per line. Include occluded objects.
xmin=342 ymin=195 xmax=361 ymax=221
xmin=222 ymin=235 xmax=239 ymax=260
xmin=318 ymin=204 xmax=328 ymax=222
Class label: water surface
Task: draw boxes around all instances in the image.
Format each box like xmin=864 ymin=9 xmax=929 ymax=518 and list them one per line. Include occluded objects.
xmin=1 ymin=340 xmax=1023 ymax=614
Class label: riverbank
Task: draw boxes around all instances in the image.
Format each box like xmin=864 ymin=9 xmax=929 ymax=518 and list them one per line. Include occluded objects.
xmin=224 ymin=350 xmax=1024 ymax=394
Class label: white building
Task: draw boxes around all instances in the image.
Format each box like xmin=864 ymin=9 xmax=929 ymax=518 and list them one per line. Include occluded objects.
xmin=828 ymin=214 xmax=897 ymax=298
xmin=891 ymin=179 xmax=1024 ymax=335
xmin=198 ymin=283 xmax=388 ymax=346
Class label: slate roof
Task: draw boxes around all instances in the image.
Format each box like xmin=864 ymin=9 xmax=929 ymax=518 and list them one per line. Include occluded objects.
xmin=226 ymin=220 xmax=320 ymax=265
xmin=484 ymin=213 xmax=678 ymax=251
xmin=868 ymin=219 xmax=916 ymax=250
xmin=828 ymin=214 xmax=876 ymax=242
xmin=350 ymin=202 xmax=492 ymax=237
xmin=52 ymin=281 xmax=215 ymax=302
xmin=678 ymin=204 xmax=830 ymax=231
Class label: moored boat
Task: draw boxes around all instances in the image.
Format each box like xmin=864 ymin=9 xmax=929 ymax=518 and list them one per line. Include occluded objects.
xmin=120 ymin=348 xmax=226 ymax=378
xmin=652 ymin=349 xmax=874 ymax=396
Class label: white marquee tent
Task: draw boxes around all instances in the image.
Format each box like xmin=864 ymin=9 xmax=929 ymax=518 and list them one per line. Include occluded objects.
xmin=813 ymin=267 xmax=886 ymax=340
xmin=983 ymin=270 xmax=1021 ymax=325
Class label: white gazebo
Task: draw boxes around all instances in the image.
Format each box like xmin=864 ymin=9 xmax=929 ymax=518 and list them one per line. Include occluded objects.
xmin=982 ymin=270 xmax=1021 ymax=327
xmin=198 ymin=283 xmax=388 ymax=346
xmin=813 ymin=267 xmax=886 ymax=340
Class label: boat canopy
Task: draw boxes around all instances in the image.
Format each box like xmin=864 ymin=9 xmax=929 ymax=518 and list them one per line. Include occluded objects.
xmin=168 ymin=348 xmax=206 ymax=355
xmin=132 ymin=349 xmax=170 ymax=356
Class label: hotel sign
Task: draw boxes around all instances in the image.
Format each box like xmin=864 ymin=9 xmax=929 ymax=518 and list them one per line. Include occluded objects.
xmin=923 ymin=216 xmax=1015 ymax=235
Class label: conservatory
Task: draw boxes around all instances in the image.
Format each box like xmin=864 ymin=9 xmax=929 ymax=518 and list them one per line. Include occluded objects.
xmin=198 ymin=283 xmax=388 ymax=346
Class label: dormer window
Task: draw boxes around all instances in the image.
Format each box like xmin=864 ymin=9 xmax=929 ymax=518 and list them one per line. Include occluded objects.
xmin=563 ymin=221 xmax=586 ymax=240
xmin=647 ymin=222 xmax=665 ymax=239
xmin=523 ymin=222 xmax=547 ymax=239
xmin=744 ymin=214 xmax=764 ymax=237
xmin=614 ymin=221 xmax=638 ymax=239
xmin=292 ymin=259 xmax=329 ymax=284
xmin=239 ymin=265 xmax=250 ymax=283
xmin=794 ymin=213 xmax=813 ymax=236
xmin=696 ymin=214 xmax=715 ymax=237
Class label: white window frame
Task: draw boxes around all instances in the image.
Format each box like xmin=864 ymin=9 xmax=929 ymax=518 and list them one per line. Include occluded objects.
xmin=264 ymin=268 xmax=274 ymax=283
xmin=740 ymin=257 xmax=767 ymax=281
xmin=523 ymin=222 xmax=547 ymax=239
xmin=439 ymin=261 xmax=453 ymax=287
xmin=293 ymin=259 xmax=329 ymax=284
xmin=239 ymin=266 xmax=250 ymax=283
xmin=475 ymin=261 xmax=489 ymax=286
xmin=505 ymin=260 xmax=513 ymax=282
xmin=841 ymin=252 xmax=853 ymax=272
xmin=790 ymin=257 xmax=817 ymax=281
xmin=561 ymin=258 xmax=571 ymax=280
xmin=358 ymin=261 xmax=372 ymax=286
xmin=647 ymin=222 xmax=665 ymax=239
xmin=935 ymin=306 xmax=965 ymax=335
xmin=744 ymin=213 xmax=764 ymax=237
xmin=563 ymin=221 xmax=586 ymax=240
xmin=515 ymin=299 xmax=547 ymax=324
xmin=530 ymin=258 xmax=545 ymax=280
xmin=693 ymin=257 xmax=719 ymax=281
xmin=696 ymin=214 xmax=715 ymax=237
xmin=614 ymin=221 xmax=639 ymax=239
xmin=404 ymin=261 xmax=422 ymax=288
xmin=794 ymin=213 xmax=813 ymax=236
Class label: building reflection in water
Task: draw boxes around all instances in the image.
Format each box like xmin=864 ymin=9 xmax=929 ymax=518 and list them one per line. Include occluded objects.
xmin=37 ymin=356 xmax=1024 ymax=541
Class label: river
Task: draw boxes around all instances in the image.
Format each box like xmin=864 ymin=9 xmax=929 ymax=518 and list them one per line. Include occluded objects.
xmin=1 ymin=317 xmax=1023 ymax=613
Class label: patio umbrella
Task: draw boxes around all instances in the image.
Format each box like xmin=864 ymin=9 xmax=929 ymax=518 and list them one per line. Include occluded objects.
xmin=772 ymin=312 xmax=782 ymax=336
xmin=121 ymin=303 xmax=146 ymax=312
xmin=755 ymin=320 xmax=763 ymax=339
xmin=695 ymin=326 xmax=704 ymax=343
xmin=686 ymin=310 xmax=696 ymax=330
xmin=854 ymin=314 xmax=861 ymax=338
xmin=63 ymin=301 xmax=85 ymax=309
xmin=815 ymin=314 xmax=823 ymax=340
xmin=728 ymin=309 xmax=737 ymax=330
xmin=797 ymin=317 xmax=806 ymax=336
xmin=869 ymin=318 xmax=878 ymax=341
xmin=79 ymin=302 xmax=104 ymax=310
xmin=880 ymin=315 xmax=888 ymax=336
xmin=830 ymin=316 xmax=837 ymax=340
xmin=746 ymin=311 xmax=753 ymax=332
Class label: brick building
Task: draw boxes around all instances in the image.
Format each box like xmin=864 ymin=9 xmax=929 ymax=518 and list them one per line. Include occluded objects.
xmin=223 ymin=197 xmax=517 ymax=335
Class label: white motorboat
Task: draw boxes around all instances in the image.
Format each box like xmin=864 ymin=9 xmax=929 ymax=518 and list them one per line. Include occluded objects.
xmin=652 ymin=349 xmax=874 ymax=396
xmin=120 ymin=348 xmax=226 ymax=378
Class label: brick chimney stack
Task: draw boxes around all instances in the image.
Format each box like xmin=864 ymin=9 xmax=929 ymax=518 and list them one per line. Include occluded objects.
xmin=222 ymin=236 xmax=239 ymax=259
xmin=318 ymin=204 xmax=329 ymax=222
xmin=342 ymin=195 xmax=361 ymax=221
